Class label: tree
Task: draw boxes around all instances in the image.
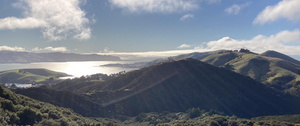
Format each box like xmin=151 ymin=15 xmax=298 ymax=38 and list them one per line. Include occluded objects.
xmin=17 ymin=108 xmax=41 ymax=125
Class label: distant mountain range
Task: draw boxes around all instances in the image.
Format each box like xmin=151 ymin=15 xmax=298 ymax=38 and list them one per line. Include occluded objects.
xmin=0 ymin=51 xmax=121 ymax=63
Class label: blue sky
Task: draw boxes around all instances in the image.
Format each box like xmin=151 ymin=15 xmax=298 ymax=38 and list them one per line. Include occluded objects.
xmin=0 ymin=0 xmax=300 ymax=58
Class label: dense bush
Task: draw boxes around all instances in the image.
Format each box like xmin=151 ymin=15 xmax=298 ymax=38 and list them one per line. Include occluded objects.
xmin=0 ymin=86 xmax=106 ymax=125
xmin=17 ymin=107 xmax=42 ymax=125
xmin=186 ymin=108 xmax=205 ymax=118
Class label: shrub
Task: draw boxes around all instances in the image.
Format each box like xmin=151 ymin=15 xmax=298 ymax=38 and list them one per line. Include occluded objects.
xmin=48 ymin=110 xmax=62 ymax=119
xmin=37 ymin=119 xmax=60 ymax=126
xmin=187 ymin=108 xmax=205 ymax=118
xmin=17 ymin=107 xmax=41 ymax=125
xmin=1 ymin=99 xmax=15 ymax=112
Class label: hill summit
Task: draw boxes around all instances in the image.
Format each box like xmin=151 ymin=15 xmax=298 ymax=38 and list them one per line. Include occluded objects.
xmin=261 ymin=50 xmax=300 ymax=66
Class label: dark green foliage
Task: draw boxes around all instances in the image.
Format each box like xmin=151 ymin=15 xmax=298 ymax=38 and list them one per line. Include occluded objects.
xmin=0 ymin=86 xmax=16 ymax=103
xmin=14 ymin=87 xmax=103 ymax=117
xmin=186 ymin=108 xmax=205 ymax=118
xmin=123 ymin=111 xmax=299 ymax=126
xmin=38 ymin=119 xmax=61 ymax=126
xmin=0 ymin=85 xmax=110 ymax=125
xmin=1 ymin=99 xmax=15 ymax=112
xmin=17 ymin=107 xmax=42 ymax=125
xmin=48 ymin=110 xmax=62 ymax=119
xmin=136 ymin=113 xmax=147 ymax=122
xmin=251 ymin=114 xmax=300 ymax=124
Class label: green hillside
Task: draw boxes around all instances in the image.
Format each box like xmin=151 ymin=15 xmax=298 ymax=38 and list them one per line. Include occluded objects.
xmin=261 ymin=50 xmax=300 ymax=66
xmin=14 ymin=87 xmax=104 ymax=117
xmin=0 ymin=69 xmax=69 ymax=84
xmin=0 ymin=85 xmax=118 ymax=125
xmin=51 ymin=59 xmax=300 ymax=118
xmin=4 ymin=83 xmax=299 ymax=126
xmin=201 ymin=51 xmax=300 ymax=96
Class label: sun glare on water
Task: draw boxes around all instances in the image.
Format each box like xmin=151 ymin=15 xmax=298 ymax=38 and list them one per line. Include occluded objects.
xmin=59 ymin=61 xmax=125 ymax=77
xmin=0 ymin=61 xmax=137 ymax=78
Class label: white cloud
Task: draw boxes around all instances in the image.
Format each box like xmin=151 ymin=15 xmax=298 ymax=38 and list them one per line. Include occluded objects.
xmin=203 ymin=29 xmax=300 ymax=55
xmin=32 ymin=46 xmax=68 ymax=52
xmin=180 ymin=14 xmax=194 ymax=21
xmin=0 ymin=17 xmax=47 ymax=29
xmin=254 ymin=0 xmax=300 ymax=25
xmin=177 ymin=44 xmax=192 ymax=49
xmin=103 ymin=47 xmax=114 ymax=53
xmin=0 ymin=46 xmax=26 ymax=52
xmin=0 ymin=0 xmax=91 ymax=41
xmin=108 ymin=0 xmax=220 ymax=13
xmin=225 ymin=2 xmax=250 ymax=15
xmin=97 ymin=30 xmax=300 ymax=60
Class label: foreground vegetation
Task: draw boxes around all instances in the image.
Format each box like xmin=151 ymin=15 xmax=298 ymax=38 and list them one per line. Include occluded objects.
xmin=2 ymin=85 xmax=300 ymax=126
xmin=122 ymin=110 xmax=300 ymax=126
xmin=0 ymin=85 xmax=118 ymax=125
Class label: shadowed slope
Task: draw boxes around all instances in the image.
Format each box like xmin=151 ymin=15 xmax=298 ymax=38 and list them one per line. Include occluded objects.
xmin=70 ymin=58 xmax=300 ymax=118
xmin=14 ymin=87 xmax=102 ymax=117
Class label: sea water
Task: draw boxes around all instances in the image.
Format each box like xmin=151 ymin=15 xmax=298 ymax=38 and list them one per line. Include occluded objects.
xmin=0 ymin=61 xmax=138 ymax=78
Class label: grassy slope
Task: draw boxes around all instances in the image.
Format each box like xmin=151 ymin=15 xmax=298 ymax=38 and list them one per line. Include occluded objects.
xmin=202 ymin=52 xmax=300 ymax=95
xmin=0 ymin=69 xmax=69 ymax=83
xmin=261 ymin=50 xmax=300 ymax=66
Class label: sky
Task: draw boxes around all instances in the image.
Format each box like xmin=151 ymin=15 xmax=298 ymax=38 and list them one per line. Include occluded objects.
xmin=0 ymin=0 xmax=300 ymax=59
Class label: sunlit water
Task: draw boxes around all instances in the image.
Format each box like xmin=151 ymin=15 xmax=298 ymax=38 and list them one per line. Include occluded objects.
xmin=0 ymin=61 xmax=138 ymax=78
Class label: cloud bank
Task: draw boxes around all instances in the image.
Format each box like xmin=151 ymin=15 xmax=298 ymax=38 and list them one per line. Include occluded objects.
xmin=101 ymin=29 xmax=300 ymax=60
xmin=0 ymin=0 xmax=91 ymax=41
xmin=0 ymin=46 xmax=26 ymax=52
xmin=254 ymin=0 xmax=300 ymax=24
xmin=32 ymin=46 xmax=69 ymax=52
xmin=204 ymin=29 xmax=300 ymax=55
xmin=108 ymin=0 xmax=220 ymax=13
